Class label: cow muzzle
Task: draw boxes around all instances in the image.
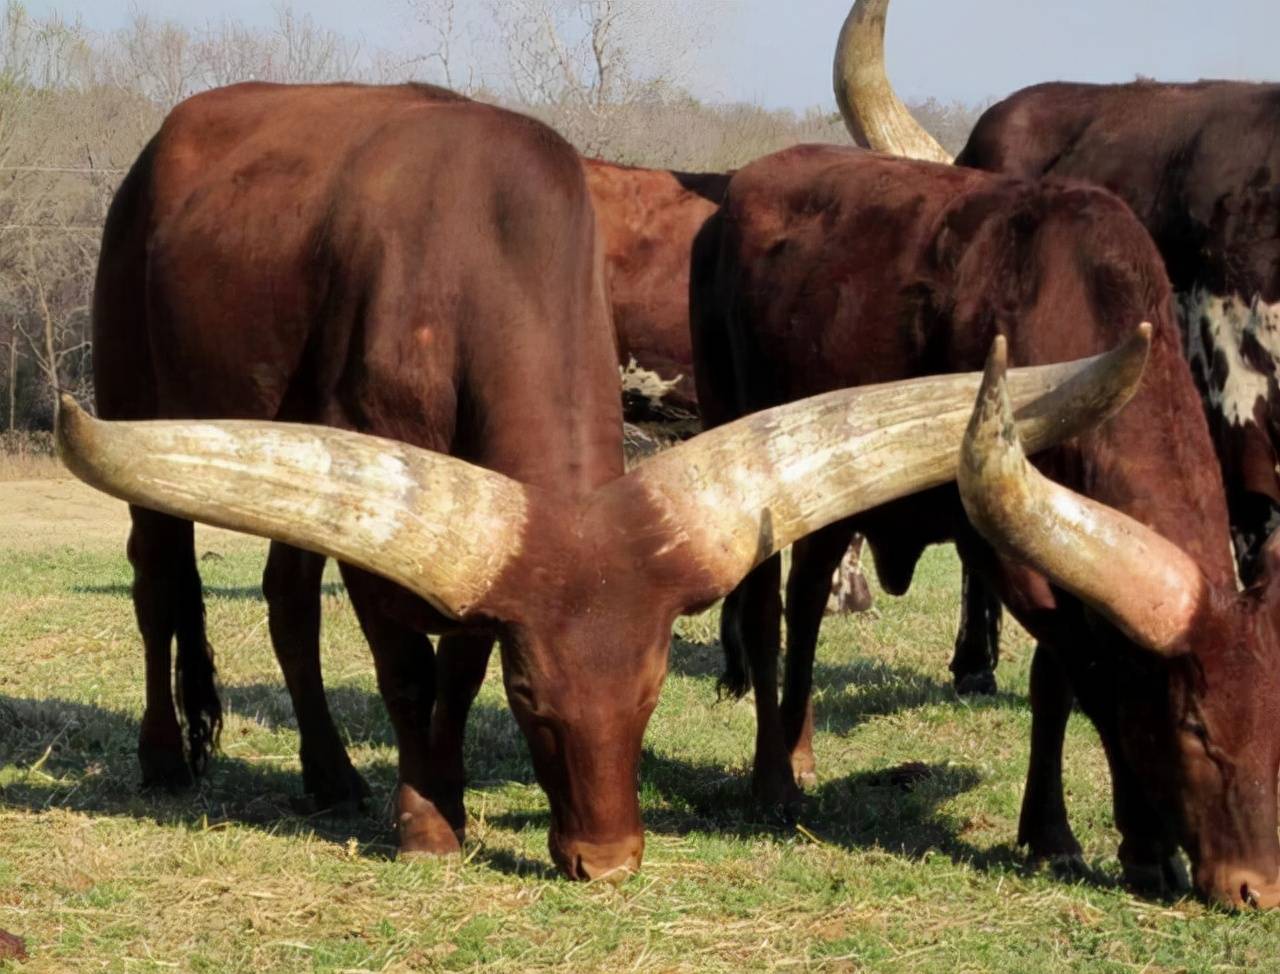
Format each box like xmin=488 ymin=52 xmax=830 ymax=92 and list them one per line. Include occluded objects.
xmin=1202 ymin=865 xmax=1280 ymax=910
xmin=551 ymin=834 xmax=644 ymax=884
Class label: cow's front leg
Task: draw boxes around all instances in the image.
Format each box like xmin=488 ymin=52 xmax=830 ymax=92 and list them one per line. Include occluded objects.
xmin=1018 ymin=645 xmax=1084 ymax=867
xmin=420 ymin=632 xmax=495 ymax=846
xmin=340 ymin=566 xmax=450 ymax=856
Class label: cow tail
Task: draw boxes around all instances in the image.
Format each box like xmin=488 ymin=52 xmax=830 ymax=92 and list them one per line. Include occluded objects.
xmin=716 ymin=592 xmax=753 ymax=700
xmin=174 ymin=557 xmax=222 ymax=776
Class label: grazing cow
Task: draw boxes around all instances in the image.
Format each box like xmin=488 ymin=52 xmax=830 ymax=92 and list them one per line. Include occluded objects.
xmin=694 ymin=143 xmax=1280 ymax=908
xmin=836 ymin=0 xmax=1280 ymax=585
xmin=81 ymin=81 xmax=1132 ymax=878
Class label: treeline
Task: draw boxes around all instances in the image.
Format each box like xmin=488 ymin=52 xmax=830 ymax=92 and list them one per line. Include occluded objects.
xmin=0 ymin=0 xmax=982 ymax=432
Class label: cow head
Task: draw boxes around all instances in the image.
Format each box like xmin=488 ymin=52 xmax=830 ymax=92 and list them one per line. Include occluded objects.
xmin=960 ymin=340 xmax=1280 ymax=908
xmin=55 ymin=329 xmax=1147 ymax=880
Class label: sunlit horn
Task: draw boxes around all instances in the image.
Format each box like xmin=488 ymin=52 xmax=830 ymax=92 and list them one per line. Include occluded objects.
xmin=834 ymin=0 xmax=954 ymax=163
xmin=958 ymin=330 xmax=1206 ymax=655
xmin=56 ymin=397 xmax=529 ymax=620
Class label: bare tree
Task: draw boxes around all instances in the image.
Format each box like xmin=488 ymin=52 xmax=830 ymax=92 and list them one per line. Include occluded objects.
xmin=488 ymin=0 xmax=716 ymax=158
xmin=405 ymin=0 xmax=476 ymax=91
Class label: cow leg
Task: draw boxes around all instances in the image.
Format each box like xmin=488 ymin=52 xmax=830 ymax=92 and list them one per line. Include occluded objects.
xmin=128 ymin=506 xmax=221 ymax=788
xmin=1017 ymin=645 xmax=1083 ymax=865
xmin=721 ymin=555 xmax=795 ymax=810
xmin=783 ymin=526 xmax=855 ymax=788
xmin=948 ymin=560 xmax=1003 ymax=696
xmin=339 ymin=566 xmax=445 ymax=855
xmin=262 ymin=542 xmax=369 ymax=811
xmin=826 ymin=534 xmax=874 ymax=615
xmin=1109 ymin=753 xmax=1188 ymax=896
xmin=419 ymin=632 xmax=495 ymax=844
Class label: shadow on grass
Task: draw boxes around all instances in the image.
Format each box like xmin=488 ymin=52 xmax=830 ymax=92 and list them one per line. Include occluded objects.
xmin=488 ymin=751 xmax=1039 ymax=878
xmin=71 ymin=582 xmax=346 ymax=601
xmin=0 ymin=690 xmax=1116 ymax=895
xmin=669 ymin=635 xmax=1026 ymax=736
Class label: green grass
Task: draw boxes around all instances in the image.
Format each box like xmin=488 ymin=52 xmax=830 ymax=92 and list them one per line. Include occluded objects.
xmin=2 ymin=488 xmax=1279 ymax=972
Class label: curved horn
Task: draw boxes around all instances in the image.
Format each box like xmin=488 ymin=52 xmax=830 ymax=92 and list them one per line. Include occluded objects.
xmin=958 ymin=336 xmax=1207 ymax=655
xmin=833 ymin=0 xmax=954 ymax=164
xmin=56 ymin=397 xmax=528 ymax=620
xmin=629 ymin=325 xmax=1151 ymax=600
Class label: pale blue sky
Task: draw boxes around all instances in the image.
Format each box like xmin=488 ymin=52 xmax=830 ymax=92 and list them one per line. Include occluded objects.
xmin=28 ymin=0 xmax=1280 ymax=108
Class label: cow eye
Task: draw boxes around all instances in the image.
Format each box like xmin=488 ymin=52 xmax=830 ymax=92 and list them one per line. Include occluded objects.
xmin=1181 ymin=719 xmax=1209 ymax=741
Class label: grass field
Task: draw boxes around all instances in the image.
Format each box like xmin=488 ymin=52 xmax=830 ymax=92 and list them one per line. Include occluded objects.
xmin=1 ymin=477 xmax=1277 ymax=972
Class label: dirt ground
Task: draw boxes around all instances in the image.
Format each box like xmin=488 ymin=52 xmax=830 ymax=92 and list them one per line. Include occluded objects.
xmin=0 ymin=478 xmax=265 ymax=553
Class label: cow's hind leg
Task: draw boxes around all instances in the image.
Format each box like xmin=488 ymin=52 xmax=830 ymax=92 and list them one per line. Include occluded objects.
xmin=948 ymin=561 xmax=1003 ymax=696
xmin=1017 ymin=645 xmax=1083 ymax=866
xmin=129 ymin=506 xmax=221 ymax=787
xmin=263 ymin=542 xmax=369 ymax=812
xmin=783 ymin=526 xmax=855 ymax=789
xmin=421 ymin=632 xmax=494 ymax=845
xmin=720 ymin=555 xmax=797 ymax=811
xmin=340 ymin=566 xmax=445 ymax=855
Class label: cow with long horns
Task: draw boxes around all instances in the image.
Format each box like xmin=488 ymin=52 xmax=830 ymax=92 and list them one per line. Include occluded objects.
xmin=837 ymin=0 xmax=1280 ymax=586
xmin=78 ymin=81 xmax=1138 ymax=879
xmin=693 ymin=142 xmax=1280 ymax=908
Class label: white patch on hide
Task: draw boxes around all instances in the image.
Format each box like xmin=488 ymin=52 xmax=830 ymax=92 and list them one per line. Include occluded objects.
xmin=1178 ymin=289 xmax=1280 ymax=427
xmin=619 ymin=357 xmax=681 ymax=408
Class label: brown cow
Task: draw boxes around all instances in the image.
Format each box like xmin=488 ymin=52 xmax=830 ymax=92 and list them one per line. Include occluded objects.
xmin=837 ymin=0 xmax=1280 ymax=585
xmin=80 ymin=81 xmax=1134 ymax=878
xmin=247 ymin=154 xmax=874 ymax=823
xmin=694 ymin=143 xmax=1280 ymax=908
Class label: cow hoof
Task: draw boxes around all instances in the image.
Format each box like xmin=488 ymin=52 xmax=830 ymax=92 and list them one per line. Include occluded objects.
xmin=301 ymin=763 xmax=371 ymax=815
xmin=138 ymin=747 xmax=194 ymax=792
xmin=954 ymin=669 xmax=998 ymax=696
xmin=1040 ymin=852 xmax=1089 ymax=879
xmin=794 ymin=769 xmax=818 ymax=790
xmin=398 ymin=820 xmax=465 ymax=859
xmin=1122 ymin=853 xmax=1190 ymax=899
xmin=752 ymin=774 xmax=805 ymax=822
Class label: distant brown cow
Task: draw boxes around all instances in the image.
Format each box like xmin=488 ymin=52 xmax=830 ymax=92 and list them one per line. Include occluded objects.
xmin=694 ymin=143 xmax=1280 ymax=908
xmin=585 ymin=158 xmax=728 ymax=423
xmin=77 ymin=82 xmax=1128 ymax=878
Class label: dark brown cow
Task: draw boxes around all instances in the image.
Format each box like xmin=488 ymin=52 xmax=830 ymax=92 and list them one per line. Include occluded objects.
xmin=587 ymin=158 xmax=878 ymax=616
xmin=694 ymin=143 xmax=1280 ymax=908
xmin=80 ymin=81 xmax=1131 ymax=879
xmin=838 ymin=0 xmax=1280 ymax=585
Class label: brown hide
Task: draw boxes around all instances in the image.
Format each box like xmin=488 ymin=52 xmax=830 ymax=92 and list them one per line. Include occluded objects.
xmin=584 ymin=158 xmax=728 ymax=420
xmin=957 ymin=80 xmax=1280 ymax=582
xmin=91 ymin=85 xmax=1137 ymax=882
xmin=93 ymin=82 xmax=642 ymax=880
xmin=693 ymin=144 xmax=1280 ymax=908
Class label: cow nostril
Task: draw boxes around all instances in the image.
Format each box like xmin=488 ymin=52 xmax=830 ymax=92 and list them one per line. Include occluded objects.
xmin=1243 ymin=882 xmax=1261 ymax=909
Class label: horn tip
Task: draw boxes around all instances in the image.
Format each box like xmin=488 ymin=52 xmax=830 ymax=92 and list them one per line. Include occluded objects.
xmin=1136 ymin=321 xmax=1153 ymax=344
xmin=54 ymin=395 xmax=92 ymax=467
xmin=985 ymin=334 xmax=1009 ymax=378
